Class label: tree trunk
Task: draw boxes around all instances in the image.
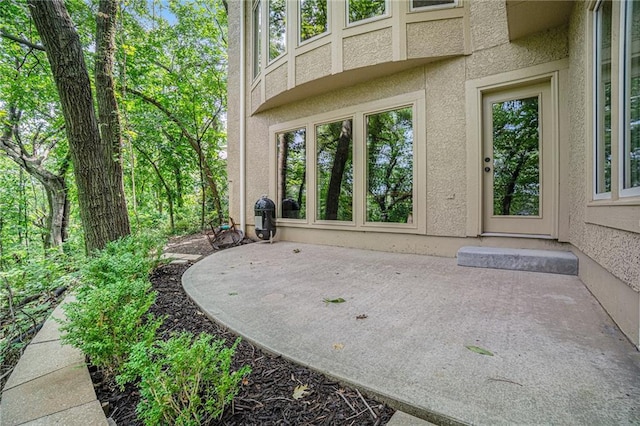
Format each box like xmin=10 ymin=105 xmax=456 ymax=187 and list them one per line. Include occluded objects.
xmin=278 ymin=133 xmax=288 ymax=202
xmin=29 ymin=0 xmax=130 ymax=252
xmin=0 ymin=107 xmax=69 ymax=249
xmin=95 ymin=0 xmax=130 ymax=236
xmin=325 ymin=120 xmax=351 ymax=220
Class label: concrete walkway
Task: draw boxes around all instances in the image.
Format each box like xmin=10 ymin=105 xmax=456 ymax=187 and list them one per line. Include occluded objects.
xmin=0 ymin=298 xmax=108 ymax=426
xmin=183 ymin=241 xmax=640 ymax=425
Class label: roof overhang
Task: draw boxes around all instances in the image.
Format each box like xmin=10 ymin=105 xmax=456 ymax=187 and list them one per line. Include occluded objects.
xmin=506 ymin=0 xmax=575 ymax=41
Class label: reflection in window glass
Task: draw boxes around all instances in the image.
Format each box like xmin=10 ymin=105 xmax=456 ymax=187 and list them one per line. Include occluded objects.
xmin=317 ymin=120 xmax=353 ymax=221
xmin=411 ymin=0 xmax=455 ymax=10
xmin=595 ymin=0 xmax=612 ymax=194
xmin=253 ymin=0 xmax=261 ymax=78
xmin=277 ymin=128 xmax=306 ymax=219
xmin=348 ymin=0 xmax=386 ymax=24
xmin=624 ymin=0 xmax=640 ymax=190
xmin=300 ymin=0 xmax=328 ymax=42
xmin=366 ymin=107 xmax=413 ymax=223
xmin=269 ymin=0 xmax=286 ymax=62
xmin=492 ymin=97 xmax=540 ymax=216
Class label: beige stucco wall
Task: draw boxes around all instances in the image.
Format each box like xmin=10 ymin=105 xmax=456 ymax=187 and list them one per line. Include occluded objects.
xmin=227 ymin=0 xmax=640 ymax=345
xmin=564 ymin=3 xmax=639 ymax=345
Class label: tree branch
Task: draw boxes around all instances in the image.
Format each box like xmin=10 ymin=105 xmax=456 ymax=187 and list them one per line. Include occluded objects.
xmin=0 ymin=29 xmax=45 ymax=51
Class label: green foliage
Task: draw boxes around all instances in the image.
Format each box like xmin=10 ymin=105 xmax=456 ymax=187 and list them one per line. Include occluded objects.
xmin=491 ymin=97 xmax=540 ymax=216
xmin=82 ymin=234 xmax=164 ymax=286
xmin=316 ymin=120 xmax=353 ymax=221
xmin=300 ymin=0 xmax=328 ymax=42
xmin=348 ymin=0 xmax=386 ymax=23
xmin=366 ymin=107 xmax=414 ymax=223
xmin=60 ymin=277 xmax=162 ymax=378
xmin=118 ymin=333 xmax=251 ymax=426
xmin=0 ymin=249 xmax=79 ymax=383
xmin=60 ymin=234 xmax=165 ymax=378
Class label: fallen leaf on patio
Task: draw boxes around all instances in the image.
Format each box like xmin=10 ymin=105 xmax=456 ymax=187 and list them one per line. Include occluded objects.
xmin=228 ymin=292 xmax=238 ymax=296
xmin=324 ymin=297 xmax=346 ymax=304
xmin=293 ymin=248 xmax=300 ymax=253
xmin=333 ymin=343 xmax=345 ymax=350
xmin=356 ymin=314 xmax=368 ymax=319
xmin=465 ymin=345 xmax=494 ymax=356
xmin=293 ymin=384 xmax=310 ymax=400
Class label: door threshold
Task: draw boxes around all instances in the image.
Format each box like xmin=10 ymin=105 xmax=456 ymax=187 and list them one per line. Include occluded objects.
xmin=480 ymin=233 xmax=555 ymax=240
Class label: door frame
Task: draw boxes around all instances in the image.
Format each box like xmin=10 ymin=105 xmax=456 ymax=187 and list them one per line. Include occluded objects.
xmin=482 ymin=83 xmax=553 ymax=235
xmin=465 ymin=62 xmax=565 ymax=239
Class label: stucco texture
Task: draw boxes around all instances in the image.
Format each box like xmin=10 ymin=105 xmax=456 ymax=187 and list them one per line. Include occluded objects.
xmin=425 ymin=58 xmax=467 ymax=237
xmin=295 ymin=43 xmax=331 ymax=86
xmin=265 ymin=62 xmax=288 ymax=100
xmin=566 ymin=3 xmax=640 ymax=292
xmin=343 ymin=28 xmax=393 ymax=71
xmin=407 ymin=18 xmax=465 ymax=59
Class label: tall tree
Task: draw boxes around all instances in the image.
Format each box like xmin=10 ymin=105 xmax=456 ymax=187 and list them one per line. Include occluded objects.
xmin=28 ymin=0 xmax=130 ymax=252
xmin=0 ymin=106 xmax=70 ymax=249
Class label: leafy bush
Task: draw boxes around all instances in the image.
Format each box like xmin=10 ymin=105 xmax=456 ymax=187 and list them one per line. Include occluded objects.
xmin=82 ymin=234 xmax=164 ymax=286
xmin=118 ymin=333 xmax=251 ymax=426
xmin=60 ymin=278 xmax=162 ymax=378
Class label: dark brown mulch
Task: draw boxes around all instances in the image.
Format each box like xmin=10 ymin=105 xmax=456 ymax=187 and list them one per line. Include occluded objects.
xmin=93 ymin=235 xmax=396 ymax=425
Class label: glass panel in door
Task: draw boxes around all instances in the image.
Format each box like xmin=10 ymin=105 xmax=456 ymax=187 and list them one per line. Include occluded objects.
xmin=491 ymin=96 xmax=541 ymax=217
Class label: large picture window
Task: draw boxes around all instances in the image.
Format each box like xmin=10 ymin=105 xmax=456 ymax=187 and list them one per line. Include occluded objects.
xmin=273 ymin=94 xmax=422 ymax=230
xmin=593 ymin=0 xmax=640 ymax=199
xmin=300 ymin=0 xmax=328 ymax=43
xmin=595 ymin=0 xmax=612 ymax=196
xmin=622 ymin=0 xmax=640 ymax=195
xmin=316 ymin=119 xmax=353 ymax=221
xmin=277 ymin=128 xmax=306 ymax=219
xmin=366 ymin=107 xmax=414 ymax=223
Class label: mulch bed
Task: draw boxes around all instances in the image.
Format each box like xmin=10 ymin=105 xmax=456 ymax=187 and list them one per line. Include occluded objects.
xmin=92 ymin=235 xmax=396 ymax=425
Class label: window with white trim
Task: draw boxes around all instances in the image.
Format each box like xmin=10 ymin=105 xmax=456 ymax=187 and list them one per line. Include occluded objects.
xmin=621 ymin=0 xmax=640 ymax=196
xmin=410 ymin=0 xmax=456 ymax=12
xmin=299 ymin=0 xmax=329 ymax=44
xmin=593 ymin=0 xmax=640 ymax=199
xmin=347 ymin=0 xmax=388 ymax=25
xmin=273 ymin=94 xmax=423 ymax=230
xmin=253 ymin=0 xmax=262 ymax=79
xmin=268 ymin=0 xmax=286 ymax=63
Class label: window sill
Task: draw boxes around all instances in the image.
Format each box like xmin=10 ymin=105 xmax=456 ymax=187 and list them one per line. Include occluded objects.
xmin=585 ymin=202 xmax=640 ymax=234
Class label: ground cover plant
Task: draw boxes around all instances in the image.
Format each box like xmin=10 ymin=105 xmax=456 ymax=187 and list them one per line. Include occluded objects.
xmin=0 ymin=249 xmax=78 ymax=390
xmin=94 ymin=234 xmax=396 ymax=425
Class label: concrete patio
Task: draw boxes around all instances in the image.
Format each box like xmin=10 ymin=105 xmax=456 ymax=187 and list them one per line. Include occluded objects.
xmin=183 ymin=241 xmax=640 ymax=425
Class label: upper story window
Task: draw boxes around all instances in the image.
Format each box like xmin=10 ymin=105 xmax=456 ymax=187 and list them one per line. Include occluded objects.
xmin=347 ymin=0 xmax=388 ymax=25
xmin=593 ymin=0 xmax=640 ymax=199
xmin=300 ymin=0 xmax=329 ymax=44
xmin=268 ymin=0 xmax=286 ymax=62
xmin=253 ymin=0 xmax=262 ymax=78
xmin=411 ymin=0 xmax=457 ymax=11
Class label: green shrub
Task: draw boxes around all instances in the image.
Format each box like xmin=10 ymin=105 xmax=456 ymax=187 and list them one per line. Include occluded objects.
xmin=118 ymin=333 xmax=251 ymax=426
xmin=60 ymin=278 xmax=162 ymax=378
xmin=82 ymin=234 xmax=164 ymax=286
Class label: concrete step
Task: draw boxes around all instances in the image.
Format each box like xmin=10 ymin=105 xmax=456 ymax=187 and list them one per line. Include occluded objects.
xmin=457 ymin=246 xmax=578 ymax=275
